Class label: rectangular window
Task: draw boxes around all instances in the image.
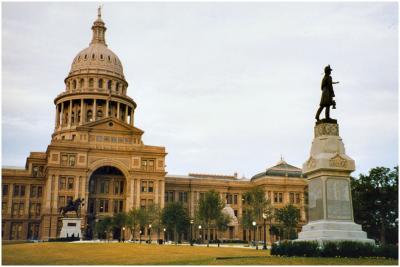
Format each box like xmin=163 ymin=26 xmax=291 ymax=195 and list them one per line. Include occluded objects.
xmin=61 ymin=153 xmax=76 ymax=167
xmin=58 ymin=196 xmax=65 ymax=208
xmin=2 ymin=202 xmax=7 ymax=215
xmin=119 ymin=181 xmax=124 ymax=194
xmin=13 ymin=202 xmax=24 ymax=217
xmin=165 ymin=191 xmax=174 ymax=202
xmin=28 ymin=223 xmax=40 ymax=240
xmin=141 ymin=181 xmax=147 ymax=193
xmin=13 ymin=185 xmax=19 ymax=197
xmin=67 ymin=178 xmax=74 ymax=190
xmin=227 ymin=194 xmax=233 ymax=204
xmin=13 ymin=185 xmax=25 ymax=197
xmin=10 ymin=222 xmax=23 ymax=240
xmin=295 ymin=193 xmax=300 ymax=204
xmin=114 ymin=181 xmax=120 ymax=195
xmin=148 ymin=181 xmax=154 ymax=193
xmin=100 ymin=181 xmax=109 ymax=194
xmin=274 ymin=192 xmax=283 ymax=203
xmin=96 ymin=135 xmax=103 ymax=142
xmin=69 ymin=155 xmax=76 ymax=167
xmin=88 ymin=199 xmax=95 ymax=214
xmin=2 ymin=184 xmax=8 ymax=196
xmin=234 ymin=194 xmax=238 ymax=205
xmin=141 ymin=159 xmax=156 ymax=171
xmin=89 ymin=180 xmax=96 ymax=193
xmin=37 ymin=186 xmax=43 ymax=197
xmin=59 ymin=177 xmax=66 ymax=190
xmin=140 ymin=199 xmax=146 ymax=209
xmin=30 ymin=186 xmax=37 ymax=198
xmin=61 ymin=155 xmax=68 ymax=166
xmin=290 ymin=192 xmax=295 ymax=204
xmin=29 ymin=203 xmax=41 ymax=217
xmin=234 ymin=209 xmax=238 ymax=217
xmin=119 ymin=200 xmax=123 ymax=212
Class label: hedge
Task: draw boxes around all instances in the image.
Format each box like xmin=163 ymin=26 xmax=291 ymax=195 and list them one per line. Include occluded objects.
xmin=271 ymin=240 xmax=398 ymax=259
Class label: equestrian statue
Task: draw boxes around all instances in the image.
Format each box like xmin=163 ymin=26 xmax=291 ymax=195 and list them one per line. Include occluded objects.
xmin=59 ymin=198 xmax=85 ymax=217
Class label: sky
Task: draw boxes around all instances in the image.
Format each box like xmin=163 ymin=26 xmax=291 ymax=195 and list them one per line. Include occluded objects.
xmin=2 ymin=2 xmax=398 ymax=178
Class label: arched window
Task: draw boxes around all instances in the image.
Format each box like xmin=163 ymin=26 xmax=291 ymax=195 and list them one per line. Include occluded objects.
xmin=87 ymin=110 xmax=93 ymax=122
xmin=92 ymin=53 xmax=95 ymax=59
xmin=72 ymin=80 xmax=77 ymax=90
xmin=79 ymin=79 xmax=84 ymax=89
xmin=116 ymin=83 xmax=119 ymax=93
xmin=89 ymin=78 xmax=94 ymax=88
xmin=108 ymin=56 xmax=111 ymax=62
xmin=71 ymin=112 xmax=75 ymax=124
xmin=98 ymin=79 xmax=103 ymax=89
xmin=100 ymin=54 xmax=103 ymax=60
xmin=97 ymin=110 xmax=103 ymax=119
xmin=107 ymin=80 xmax=112 ymax=90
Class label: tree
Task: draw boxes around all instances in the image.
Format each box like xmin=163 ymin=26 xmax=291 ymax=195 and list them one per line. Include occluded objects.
xmin=147 ymin=203 xmax=163 ymax=241
xmin=216 ymin=213 xmax=231 ymax=246
xmin=95 ymin=216 xmax=114 ymax=241
xmin=197 ymin=190 xmax=225 ymax=247
xmin=275 ymin=204 xmax=300 ymax=240
xmin=127 ymin=208 xmax=140 ymax=241
xmin=242 ymin=187 xmax=273 ymax=244
xmin=137 ymin=208 xmax=149 ymax=243
xmin=162 ymin=202 xmax=190 ymax=244
xmin=113 ymin=212 xmax=129 ymax=241
xmin=352 ymin=166 xmax=398 ymax=245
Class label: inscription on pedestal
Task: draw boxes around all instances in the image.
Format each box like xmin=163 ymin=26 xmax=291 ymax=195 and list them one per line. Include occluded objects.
xmin=326 ymin=178 xmax=352 ymax=220
xmin=309 ymin=178 xmax=323 ymax=221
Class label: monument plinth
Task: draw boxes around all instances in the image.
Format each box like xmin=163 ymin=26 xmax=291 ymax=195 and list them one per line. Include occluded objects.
xmin=59 ymin=217 xmax=83 ymax=240
xmin=297 ymin=122 xmax=374 ymax=245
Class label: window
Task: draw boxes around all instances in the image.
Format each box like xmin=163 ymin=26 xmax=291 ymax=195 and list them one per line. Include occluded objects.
xmin=274 ymin=192 xmax=283 ymax=203
xmin=58 ymin=196 xmax=66 ymax=208
xmin=10 ymin=222 xmax=23 ymax=240
xmin=2 ymin=202 xmax=7 ymax=215
xmin=61 ymin=154 xmax=76 ymax=167
xmin=79 ymin=79 xmax=84 ymax=88
xmin=12 ymin=202 xmax=24 ymax=217
xmin=100 ymin=181 xmax=109 ymax=194
xmin=234 ymin=194 xmax=238 ymax=204
xmin=113 ymin=200 xmax=123 ymax=213
xmin=296 ymin=193 xmax=300 ymax=204
xmin=89 ymin=180 xmax=96 ymax=193
xmin=234 ymin=209 xmax=238 ymax=217
xmin=107 ymin=80 xmax=112 ymax=90
xmin=99 ymin=199 xmax=109 ymax=213
xmin=59 ymin=177 xmax=66 ymax=190
xmin=87 ymin=110 xmax=93 ymax=122
xmin=290 ymin=192 xmax=295 ymax=204
xmin=97 ymin=110 xmax=103 ymax=119
xmin=13 ymin=185 xmax=25 ymax=197
xmin=2 ymin=184 xmax=8 ymax=196
xmin=28 ymin=223 xmax=40 ymax=240
xmin=30 ymin=186 xmax=37 ymax=198
xmin=89 ymin=78 xmax=94 ymax=88
xmin=98 ymin=79 xmax=103 ymax=88
xmin=226 ymin=194 xmax=233 ymax=204
xmin=32 ymin=166 xmax=39 ymax=177
xmin=165 ymin=191 xmax=174 ymax=203
xmin=72 ymin=80 xmax=77 ymax=90
xmin=141 ymin=159 xmax=155 ymax=171
xmin=141 ymin=181 xmax=147 ymax=193
xmin=67 ymin=178 xmax=74 ymax=190
xmin=178 ymin=192 xmax=188 ymax=203
xmin=148 ymin=181 xmax=154 ymax=193
xmin=88 ymin=199 xmax=95 ymax=214
xmin=140 ymin=199 xmax=147 ymax=209
xmin=29 ymin=202 xmax=41 ymax=217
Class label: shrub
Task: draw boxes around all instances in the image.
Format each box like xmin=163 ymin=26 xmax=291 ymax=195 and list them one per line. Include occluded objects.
xmin=321 ymin=241 xmax=338 ymax=257
xmin=337 ymin=241 xmax=375 ymax=258
xmin=271 ymin=241 xmax=319 ymax=257
xmin=375 ymin=244 xmax=398 ymax=259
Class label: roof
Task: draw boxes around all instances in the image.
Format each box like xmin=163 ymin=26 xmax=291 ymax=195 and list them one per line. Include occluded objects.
xmin=251 ymin=159 xmax=305 ymax=180
xmin=166 ymin=173 xmax=250 ymax=182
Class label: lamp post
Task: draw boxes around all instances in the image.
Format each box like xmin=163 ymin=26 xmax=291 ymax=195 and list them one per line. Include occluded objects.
xmin=122 ymin=227 xmax=126 ymax=243
xmin=190 ymin=220 xmax=194 ymax=246
xmin=163 ymin=228 xmax=166 ymax=244
xmin=139 ymin=230 xmax=142 ymax=243
xmin=148 ymin=224 xmax=152 ymax=244
xmin=262 ymin=213 xmax=267 ymax=250
xmin=198 ymin=225 xmax=202 ymax=243
xmin=252 ymin=221 xmax=258 ymax=250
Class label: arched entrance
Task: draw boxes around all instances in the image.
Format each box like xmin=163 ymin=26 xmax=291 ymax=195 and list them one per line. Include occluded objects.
xmin=86 ymin=166 xmax=127 ymax=240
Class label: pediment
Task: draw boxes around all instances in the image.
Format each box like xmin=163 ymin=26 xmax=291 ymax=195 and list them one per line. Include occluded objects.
xmin=77 ymin=117 xmax=144 ymax=135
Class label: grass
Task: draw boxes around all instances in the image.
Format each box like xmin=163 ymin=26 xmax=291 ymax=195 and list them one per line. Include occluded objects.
xmin=2 ymin=242 xmax=398 ymax=265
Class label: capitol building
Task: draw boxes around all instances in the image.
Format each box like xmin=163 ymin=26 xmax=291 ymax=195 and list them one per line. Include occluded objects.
xmin=2 ymin=11 xmax=307 ymax=242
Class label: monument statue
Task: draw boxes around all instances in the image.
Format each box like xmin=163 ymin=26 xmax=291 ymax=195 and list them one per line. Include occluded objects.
xmin=315 ymin=65 xmax=339 ymax=122
xmin=59 ymin=198 xmax=84 ymax=217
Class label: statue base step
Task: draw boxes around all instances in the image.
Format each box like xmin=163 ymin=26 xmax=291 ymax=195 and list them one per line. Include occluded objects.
xmin=296 ymin=220 xmax=375 ymax=245
xmin=59 ymin=217 xmax=82 ymax=240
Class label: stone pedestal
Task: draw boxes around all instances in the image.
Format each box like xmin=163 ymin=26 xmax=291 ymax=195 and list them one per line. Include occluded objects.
xmin=59 ymin=217 xmax=82 ymax=240
xmin=297 ymin=122 xmax=374 ymax=245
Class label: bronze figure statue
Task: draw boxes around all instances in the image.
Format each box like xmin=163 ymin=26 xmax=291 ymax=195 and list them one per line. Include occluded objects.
xmin=315 ymin=65 xmax=339 ymax=122
xmin=59 ymin=198 xmax=85 ymax=217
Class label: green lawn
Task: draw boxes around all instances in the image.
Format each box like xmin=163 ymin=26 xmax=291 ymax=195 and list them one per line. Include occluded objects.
xmin=2 ymin=243 xmax=398 ymax=265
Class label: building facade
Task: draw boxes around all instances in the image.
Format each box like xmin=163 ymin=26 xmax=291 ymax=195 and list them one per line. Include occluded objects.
xmin=2 ymin=11 xmax=307 ymax=242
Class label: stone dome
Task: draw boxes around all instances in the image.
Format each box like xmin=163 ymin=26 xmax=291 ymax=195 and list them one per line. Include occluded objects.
xmin=67 ymin=9 xmax=125 ymax=80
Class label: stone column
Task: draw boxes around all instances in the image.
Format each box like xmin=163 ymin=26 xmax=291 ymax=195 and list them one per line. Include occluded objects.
xmin=79 ymin=99 xmax=84 ymax=125
xmin=136 ymin=179 xmax=141 ymax=208
xmin=130 ymin=108 xmax=134 ymax=126
xmin=52 ymin=176 xmax=59 ymax=213
xmin=60 ymin=102 xmax=64 ymax=128
xmin=160 ymin=180 xmax=165 ymax=209
xmin=92 ymin=99 xmax=96 ymax=122
xmin=106 ymin=99 xmax=109 ymax=118
xmin=24 ymin=185 xmax=30 ymax=215
xmin=117 ymin=102 xmax=120 ymax=120
xmin=74 ymin=176 xmax=79 ymax=199
xmin=45 ymin=175 xmax=53 ymax=211
xmin=125 ymin=104 xmax=128 ymax=124
xmin=296 ymin=122 xmax=374 ymax=245
xmin=68 ymin=100 xmax=72 ymax=128
xmin=7 ymin=184 xmax=13 ymax=215
xmin=154 ymin=180 xmax=159 ymax=204
xmin=55 ymin=104 xmax=59 ymax=129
